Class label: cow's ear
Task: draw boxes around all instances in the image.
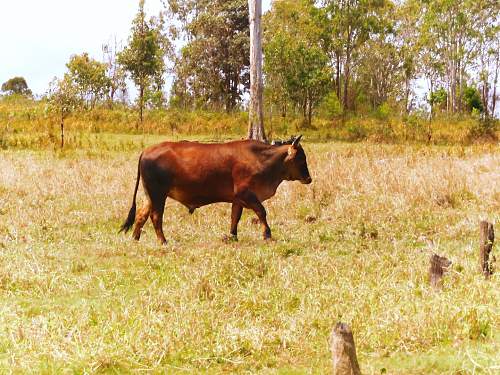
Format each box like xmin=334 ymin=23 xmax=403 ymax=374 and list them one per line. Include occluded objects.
xmin=291 ymin=134 xmax=303 ymax=148
xmin=286 ymin=145 xmax=297 ymax=161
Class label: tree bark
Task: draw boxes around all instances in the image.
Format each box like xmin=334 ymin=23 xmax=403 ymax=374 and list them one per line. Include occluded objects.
xmin=330 ymin=323 xmax=361 ymax=375
xmin=247 ymin=0 xmax=266 ymax=142
xmin=139 ymin=85 xmax=144 ymax=127
xmin=336 ymin=53 xmax=341 ymax=102
xmin=60 ymin=113 xmax=64 ymax=149
xmin=404 ymin=76 xmax=410 ymax=115
xmin=492 ymin=47 xmax=499 ymax=116
xmin=307 ymin=96 xmax=313 ymax=128
xmin=343 ymin=51 xmax=351 ymax=112
xmin=479 ymin=221 xmax=495 ymax=278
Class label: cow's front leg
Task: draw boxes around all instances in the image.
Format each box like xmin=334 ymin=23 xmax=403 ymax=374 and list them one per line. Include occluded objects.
xmin=230 ymin=203 xmax=243 ymax=240
xmin=235 ymin=190 xmax=271 ymax=240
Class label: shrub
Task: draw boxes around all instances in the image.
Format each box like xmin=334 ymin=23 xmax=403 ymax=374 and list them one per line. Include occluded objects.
xmin=463 ymin=86 xmax=483 ymax=113
xmin=317 ymin=91 xmax=342 ymax=118
xmin=375 ymin=102 xmax=391 ymax=121
xmin=467 ymin=116 xmax=498 ymax=142
xmin=346 ymin=122 xmax=367 ymax=141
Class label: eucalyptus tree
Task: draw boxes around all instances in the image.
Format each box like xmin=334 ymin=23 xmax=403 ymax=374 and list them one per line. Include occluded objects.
xmin=264 ymin=0 xmax=331 ymax=126
xmin=47 ymin=75 xmax=81 ymax=148
xmin=323 ymin=0 xmax=387 ymax=110
xmin=167 ymin=0 xmax=250 ymax=112
xmin=1 ymin=77 xmax=31 ymax=96
xmin=66 ymin=53 xmax=110 ymax=108
xmin=473 ymin=0 xmax=500 ymax=117
xmin=118 ymin=0 xmax=171 ymax=123
xmin=102 ymin=40 xmax=128 ymax=106
xmin=394 ymin=0 xmax=421 ymax=114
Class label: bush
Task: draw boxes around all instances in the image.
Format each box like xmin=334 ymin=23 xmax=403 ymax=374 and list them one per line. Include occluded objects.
xmin=346 ymin=122 xmax=367 ymax=141
xmin=375 ymin=102 xmax=391 ymax=121
xmin=317 ymin=92 xmax=342 ymax=118
xmin=403 ymin=113 xmax=428 ymax=142
xmin=467 ymin=116 xmax=498 ymax=142
xmin=463 ymin=86 xmax=483 ymax=113
xmin=429 ymin=88 xmax=447 ymax=112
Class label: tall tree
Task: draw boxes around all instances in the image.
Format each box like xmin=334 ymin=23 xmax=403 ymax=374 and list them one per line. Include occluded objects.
xmin=473 ymin=0 xmax=500 ymax=117
xmin=394 ymin=0 xmax=420 ymax=114
xmin=1 ymin=77 xmax=32 ymax=96
xmin=323 ymin=0 xmax=387 ymax=111
xmin=356 ymin=33 xmax=401 ymax=110
xmin=66 ymin=53 xmax=111 ymax=108
xmin=418 ymin=0 xmax=495 ymax=114
xmin=167 ymin=0 xmax=250 ymax=112
xmin=102 ymin=39 xmax=128 ymax=106
xmin=119 ymin=0 xmax=170 ymax=123
xmin=248 ymin=0 xmax=266 ymax=141
xmin=264 ymin=0 xmax=332 ymax=126
xmin=47 ymin=75 xmax=81 ymax=148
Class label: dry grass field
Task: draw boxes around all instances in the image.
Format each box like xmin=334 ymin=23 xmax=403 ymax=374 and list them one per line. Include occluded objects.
xmin=0 ymin=135 xmax=499 ymax=373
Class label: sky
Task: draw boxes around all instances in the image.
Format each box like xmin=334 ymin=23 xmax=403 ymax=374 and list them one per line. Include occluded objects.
xmin=0 ymin=0 xmax=272 ymax=97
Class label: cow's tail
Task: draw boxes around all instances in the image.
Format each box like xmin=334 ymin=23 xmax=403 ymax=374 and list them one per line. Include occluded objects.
xmin=119 ymin=154 xmax=142 ymax=233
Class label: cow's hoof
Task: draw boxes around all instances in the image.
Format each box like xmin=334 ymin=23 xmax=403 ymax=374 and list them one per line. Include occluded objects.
xmin=222 ymin=234 xmax=238 ymax=243
xmin=263 ymin=228 xmax=272 ymax=241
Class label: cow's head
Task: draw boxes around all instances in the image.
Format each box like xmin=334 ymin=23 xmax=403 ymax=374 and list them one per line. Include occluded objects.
xmin=284 ymin=135 xmax=312 ymax=184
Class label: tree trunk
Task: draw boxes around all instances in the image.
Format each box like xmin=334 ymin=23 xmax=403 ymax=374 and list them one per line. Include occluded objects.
xmin=336 ymin=53 xmax=341 ymax=102
xmin=139 ymin=85 xmax=144 ymax=127
xmin=281 ymin=101 xmax=287 ymax=118
xmin=60 ymin=112 xmax=65 ymax=149
xmin=492 ymin=47 xmax=499 ymax=116
xmin=307 ymin=96 xmax=313 ymax=128
xmin=110 ymin=86 xmax=116 ymax=107
xmin=343 ymin=55 xmax=350 ymax=112
xmin=429 ymin=77 xmax=434 ymax=122
xmin=247 ymin=0 xmax=266 ymax=142
xmin=404 ymin=76 xmax=411 ymax=114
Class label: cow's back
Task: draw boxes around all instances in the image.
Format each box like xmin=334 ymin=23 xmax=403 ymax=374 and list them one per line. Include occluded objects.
xmin=140 ymin=140 xmax=268 ymax=207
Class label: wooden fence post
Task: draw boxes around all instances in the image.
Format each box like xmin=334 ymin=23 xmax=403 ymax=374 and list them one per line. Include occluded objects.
xmin=330 ymin=322 xmax=361 ymax=375
xmin=429 ymin=254 xmax=452 ymax=289
xmin=479 ymin=221 xmax=495 ymax=278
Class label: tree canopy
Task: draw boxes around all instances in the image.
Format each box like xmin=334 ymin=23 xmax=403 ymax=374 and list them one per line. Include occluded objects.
xmin=168 ymin=0 xmax=250 ymax=112
xmin=66 ymin=53 xmax=110 ymax=108
xmin=118 ymin=0 xmax=171 ymax=122
xmin=1 ymin=77 xmax=32 ymax=96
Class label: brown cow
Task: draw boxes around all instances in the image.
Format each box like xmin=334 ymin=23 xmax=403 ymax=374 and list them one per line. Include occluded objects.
xmin=120 ymin=135 xmax=312 ymax=244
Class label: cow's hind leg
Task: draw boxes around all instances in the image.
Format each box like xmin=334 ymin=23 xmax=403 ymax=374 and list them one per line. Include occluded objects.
xmin=132 ymin=202 xmax=151 ymax=241
xmin=149 ymin=190 xmax=168 ymax=245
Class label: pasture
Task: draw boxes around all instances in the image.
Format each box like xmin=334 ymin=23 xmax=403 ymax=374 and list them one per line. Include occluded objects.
xmin=0 ymin=135 xmax=499 ymax=373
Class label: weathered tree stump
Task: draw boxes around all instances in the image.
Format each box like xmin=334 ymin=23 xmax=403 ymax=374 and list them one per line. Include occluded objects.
xmin=330 ymin=323 xmax=361 ymax=375
xmin=429 ymin=254 xmax=452 ymax=289
xmin=479 ymin=221 xmax=495 ymax=278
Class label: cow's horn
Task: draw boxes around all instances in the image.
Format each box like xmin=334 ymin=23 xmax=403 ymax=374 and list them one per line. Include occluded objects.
xmin=292 ymin=135 xmax=303 ymax=147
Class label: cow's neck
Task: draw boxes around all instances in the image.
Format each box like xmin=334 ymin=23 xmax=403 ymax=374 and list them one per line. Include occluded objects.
xmin=261 ymin=145 xmax=290 ymax=184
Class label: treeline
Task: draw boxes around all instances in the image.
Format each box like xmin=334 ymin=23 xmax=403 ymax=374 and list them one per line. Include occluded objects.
xmin=168 ymin=0 xmax=499 ymax=124
xmin=2 ymin=0 xmax=499 ymax=127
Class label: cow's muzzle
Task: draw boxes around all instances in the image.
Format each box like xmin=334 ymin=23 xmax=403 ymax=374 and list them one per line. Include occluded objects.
xmin=301 ymin=176 xmax=312 ymax=184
